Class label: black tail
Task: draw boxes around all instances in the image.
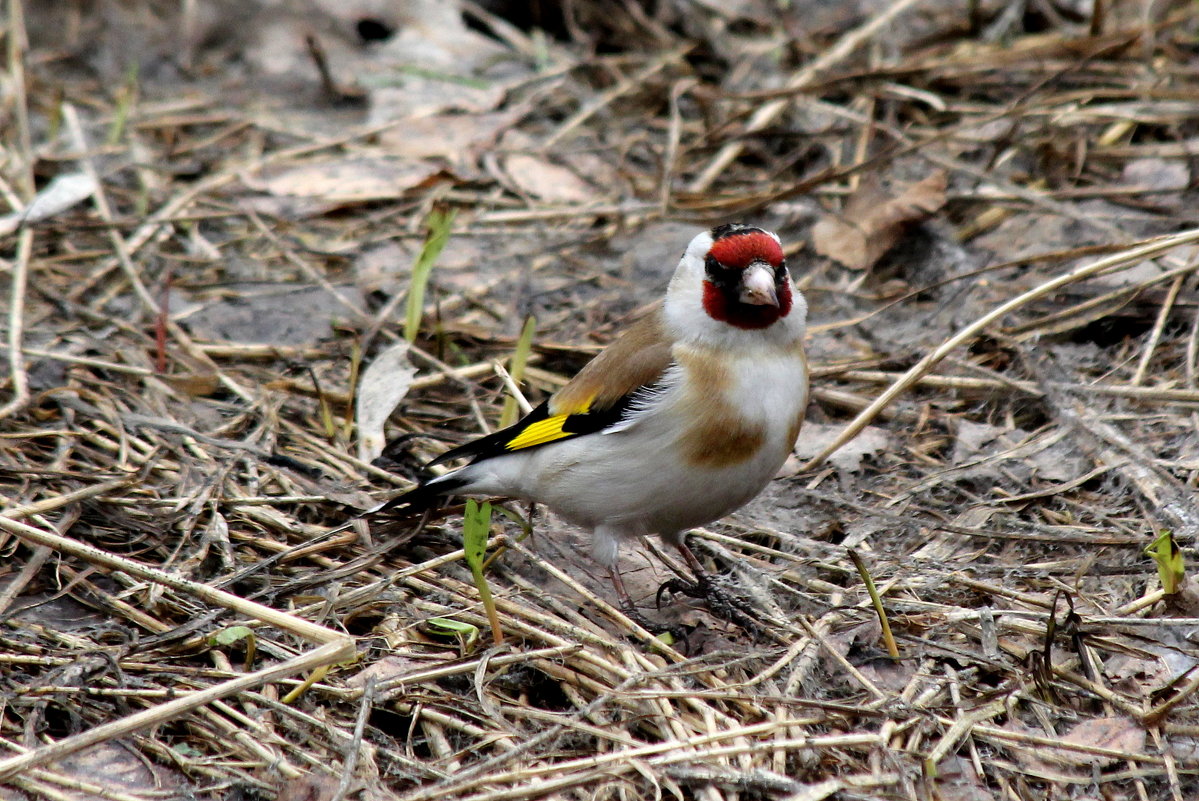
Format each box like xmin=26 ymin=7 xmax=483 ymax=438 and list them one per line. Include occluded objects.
xmin=369 ymin=474 xmax=470 ymax=516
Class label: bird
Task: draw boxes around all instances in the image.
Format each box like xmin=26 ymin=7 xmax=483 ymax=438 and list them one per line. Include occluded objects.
xmin=378 ymin=223 xmax=809 ymax=615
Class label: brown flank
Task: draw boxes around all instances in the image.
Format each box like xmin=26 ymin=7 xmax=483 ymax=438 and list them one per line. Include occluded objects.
xmin=786 ymin=347 xmax=810 ymax=447
xmin=675 ymin=345 xmax=767 ymax=467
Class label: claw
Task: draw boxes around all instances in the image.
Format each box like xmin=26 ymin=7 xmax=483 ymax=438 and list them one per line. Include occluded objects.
xmin=655 ymin=577 xmax=698 ymax=608
xmin=656 ymin=572 xmax=763 ymax=635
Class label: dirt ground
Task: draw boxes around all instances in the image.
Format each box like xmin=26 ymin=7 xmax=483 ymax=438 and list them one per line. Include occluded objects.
xmin=3 ymin=0 xmax=1199 ymax=799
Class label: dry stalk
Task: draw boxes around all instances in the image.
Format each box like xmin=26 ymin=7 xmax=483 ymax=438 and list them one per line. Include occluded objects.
xmin=0 ymin=515 xmax=353 ymax=780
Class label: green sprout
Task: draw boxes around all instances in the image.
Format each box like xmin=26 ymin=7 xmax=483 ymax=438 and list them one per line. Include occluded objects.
xmin=1145 ymin=531 xmax=1185 ymax=595
xmin=426 ymin=617 xmax=480 ymax=654
xmin=463 ymin=499 xmax=504 ymax=645
xmin=207 ymin=625 xmax=257 ymax=671
xmin=405 ymin=207 xmax=457 ymax=342
xmin=849 ymin=548 xmax=899 ymax=659
xmin=500 ymin=315 xmax=536 ymax=429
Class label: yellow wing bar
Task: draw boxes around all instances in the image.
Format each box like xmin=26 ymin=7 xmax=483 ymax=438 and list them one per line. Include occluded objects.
xmin=506 ymin=415 xmax=574 ymax=450
xmin=504 ymin=395 xmax=595 ymax=451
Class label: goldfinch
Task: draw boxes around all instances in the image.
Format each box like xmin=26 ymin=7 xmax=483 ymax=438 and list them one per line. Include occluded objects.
xmin=381 ymin=223 xmax=809 ymax=611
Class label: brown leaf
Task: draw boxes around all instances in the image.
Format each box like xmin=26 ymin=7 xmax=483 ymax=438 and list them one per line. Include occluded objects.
xmin=379 ymin=112 xmax=517 ymax=169
xmin=357 ymin=342 xmax=417 ymax=462
xmin=1008 ymin=716 xmax=1145 ymax=770
xmin=159 ymin=371 xmax=221 ymax=397
xmin=812 ymin=171 xmax=947 ymax=270
xmin=50 ymin=741 xmax=176 ymax=796
xmin=278 ymin=773 xmax=342 ymax=801
xmin=346 ymin=655 xmax=426 ymax=689
xmin=857 ymin=659 xmax=917 ymax=693
xmin=792 ymin=422 xmax=891 ymax=472
xmin=1122 ymin=157 xmax=1189 ymax=192
xmin=500 ymin=153 xmax=595 ymax=203
xmin=1056 ymin=716 xmax=1146 ymax=766
xmin=932 ymin=756 xmax=994 ymax=801
xmin=250 ymin=157 xmax=447 ymax=203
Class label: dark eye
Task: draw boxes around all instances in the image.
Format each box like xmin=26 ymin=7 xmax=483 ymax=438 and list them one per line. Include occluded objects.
xmin=775 ymin=260 xmax=787 ymax=282
xmin=705 ymin=255 xmax=728 ymax=281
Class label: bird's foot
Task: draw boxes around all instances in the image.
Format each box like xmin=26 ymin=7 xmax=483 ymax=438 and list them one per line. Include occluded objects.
xmin=656 ymin=572 xmax=762 ymax=634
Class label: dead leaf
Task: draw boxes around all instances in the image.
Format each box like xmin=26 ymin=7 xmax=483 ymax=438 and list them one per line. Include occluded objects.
xmin=1105 ymin=653 xmax=1174 ymax=698
xmin=158 ymin=372 xmax=221 ymax=397
xmin=500 ymin=153 xmax=595 ymax=203
xmin=364 ymin=3 xmax=519 ymax=119
xmin=50 ymin=741 xmax=176 ymax=796
xmin=932 ymin=756 xmax=994 ymax=801
xmin=1007 ymin=716 xmax=1145 ymax=771
xmin=354 ymin=236 xmax=490 ymax=295
xmin=369 ymin=72 xmax=507 ymax=121
xmin=953 ymin=419 xmax=1007 ymax=456
xmin=1002 ymin=719 xmax=1080 ymax=777
xmin=0 ymin=172 xmax=97 ymax=236
xmin=357 ymin=342 xmax=417 ymax=462
xmin=812 ymin=171 xmax=947 ymax=270
xmin=278 ymin=773 xmax=342 ymax=801
xmin=1167 ymin=733 xmax=1199 ymax=761
xmin=1056 ymin=716 xmax=1145 ymax=767
xmin=1026 ymin=439 xmax=1089 ymax=483
xmin=379 ymin=111 xmax=517 ymax=169
xmin=181 ymin=284 xmax=365 ymax=346
xmin=857 ymin=658 xmax=917 ymax=692
xmin=823 ymin=619 xmax=880 ymax=662
xmin=249 ymin=157 xmax=446 ymax=203
xmin=776 ymin=452 xmax=803 ymax=478
xmin=346 ymin=655 xmax=425 ymax=688
xmin=793 ymin=423 xmax=891 ymax=472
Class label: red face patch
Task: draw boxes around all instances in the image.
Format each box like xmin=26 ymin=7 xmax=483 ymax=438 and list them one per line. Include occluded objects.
xmin=702 ymin=229 xmax=792 ymax=329
xmin=703 ymin=280 xmax=792 ymax=329
xmin=707 ymin=231 xmax=784 ymax=270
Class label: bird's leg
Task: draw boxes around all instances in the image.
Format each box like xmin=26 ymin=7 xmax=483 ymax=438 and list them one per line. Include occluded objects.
xmin=608 ymin=565 xmax=688 ymax=640
xmin=596 ymin=525 xmax=645 ymax=621
xmin=656 ymin=535 xmax=761 ymax=633
xmin=607 ymin=566 xmax=637 ymax=615
xmin=595 ymin=526 xmax=687 ymax=640
xmin=674 ymin=539 xmax=707 ymax=576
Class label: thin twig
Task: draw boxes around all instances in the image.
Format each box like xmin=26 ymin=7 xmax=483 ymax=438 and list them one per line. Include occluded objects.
xmin=802 ymin=227 xmax=1199 ymax=470
xmin=0 ymin=229 xmax=32 ymax=420
xmin=689 ymin=0 xmax=927 ymax=191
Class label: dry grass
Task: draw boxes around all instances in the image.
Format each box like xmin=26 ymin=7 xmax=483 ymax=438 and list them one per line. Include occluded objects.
xmin=3 ymin=1 xmax=1199 ymax=799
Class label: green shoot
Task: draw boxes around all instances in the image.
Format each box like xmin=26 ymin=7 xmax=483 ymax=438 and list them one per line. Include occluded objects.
xmin=344 ymin=339 xmax=362 ymax=441
xmin=172 ymin=743 xmax=204 ymax=759
xmin=308 ymin=367 xmax=337 ymax=440
xmin=1146 ymin=530 xmax=1185 ymax=595
xmin=405 ymin=207 xmax=457 ymax=342
xmin=463 ymin=499 xmax=504 ymax=645
xmin=499 ymin=315 xmax=536 ymax=429
xmin=531 ymin=28 xmax=551 ymax=72
xmin=363 ymin=66 xmax=492 ymax=91
xmin=848 ymin=548 xmax=899 ymax=659
xmin=426 ymin=617 xmax=480 ymax=654
xmin=107 ymin=62 xmax=138 ymax=145
xmin=281 ymin=664 xmax=331 ymax=704
xmin=208 ymin=625 xmax=257 ymax=671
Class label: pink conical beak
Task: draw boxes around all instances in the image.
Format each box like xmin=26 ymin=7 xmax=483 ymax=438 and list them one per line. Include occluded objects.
xmin=739 ymin=263 xmax=779 ymax=307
